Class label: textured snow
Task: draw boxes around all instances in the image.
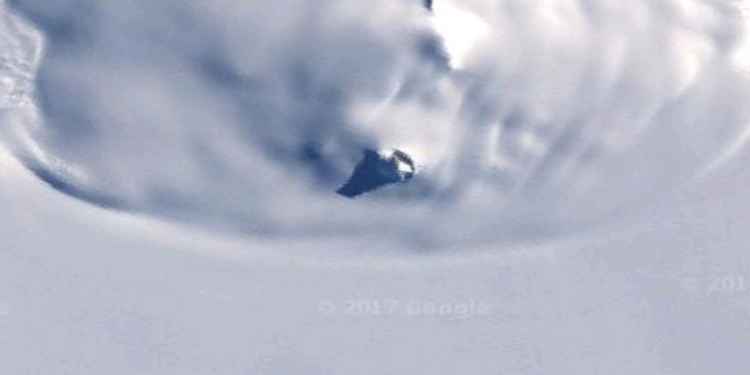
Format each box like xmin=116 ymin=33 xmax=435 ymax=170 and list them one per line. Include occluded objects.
xmin=3 ymin=0 xmax=750 ymax=246
xmin=1 ymin=0 xmax=750 ymax=373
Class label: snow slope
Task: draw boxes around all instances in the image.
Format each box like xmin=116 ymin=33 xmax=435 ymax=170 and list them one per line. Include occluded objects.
xmin=2 ymin=1 xmax=750 ymax=373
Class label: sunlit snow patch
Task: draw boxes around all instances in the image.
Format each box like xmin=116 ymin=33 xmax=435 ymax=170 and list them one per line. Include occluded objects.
xmin=429 ymin=0 xmax=490 ymax=69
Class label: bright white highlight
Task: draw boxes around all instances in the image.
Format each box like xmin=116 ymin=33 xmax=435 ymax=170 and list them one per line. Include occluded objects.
xmin=429 ymin=0 xmax=490 ymax=69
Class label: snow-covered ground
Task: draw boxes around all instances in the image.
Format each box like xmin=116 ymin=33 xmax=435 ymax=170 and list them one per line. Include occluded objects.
xmin=2 ymin=0 xmax=750 ymax=373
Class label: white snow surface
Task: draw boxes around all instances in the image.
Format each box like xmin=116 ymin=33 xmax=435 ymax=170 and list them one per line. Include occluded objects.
xmin=2 ymin=0 xmax=750 ymax=373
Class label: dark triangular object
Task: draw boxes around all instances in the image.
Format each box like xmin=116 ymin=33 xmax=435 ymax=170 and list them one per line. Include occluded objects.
xmin=337 ymin=149 xmax=415 ymax=198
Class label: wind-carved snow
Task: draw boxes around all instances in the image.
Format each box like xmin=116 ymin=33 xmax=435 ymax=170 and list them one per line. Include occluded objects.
xmin=3 ymin=0 xmax=750 ymax=248
xmin=0 ymin=0 xmax=41 ymax=140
